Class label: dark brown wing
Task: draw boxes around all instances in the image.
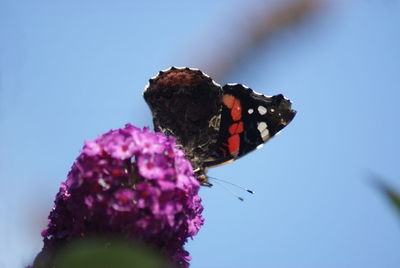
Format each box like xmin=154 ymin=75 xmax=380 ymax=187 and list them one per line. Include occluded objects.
xmin=143 ymin=67 xmax=223 ymax=170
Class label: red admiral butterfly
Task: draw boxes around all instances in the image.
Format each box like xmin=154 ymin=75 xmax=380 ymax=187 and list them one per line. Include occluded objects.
xmin=143 ymin=67 xmax=296 ymax=186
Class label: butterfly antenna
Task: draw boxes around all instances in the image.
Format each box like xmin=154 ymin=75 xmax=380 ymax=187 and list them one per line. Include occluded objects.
xmin=211 ymin=179 xmax=245 ymax=201
xmin=207 ymin=176 xmax=255 ymax=194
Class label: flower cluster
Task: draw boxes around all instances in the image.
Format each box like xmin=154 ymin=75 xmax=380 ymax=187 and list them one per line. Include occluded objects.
xmin=36 ymin=124 xmax=204 ymax=267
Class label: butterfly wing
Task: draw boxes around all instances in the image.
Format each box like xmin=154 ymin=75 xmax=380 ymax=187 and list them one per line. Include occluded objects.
xmin=143 ymin=68 xmax=296 ymax=186
xmin=203 ymin=84 xmax=296 ymax=167
xmin=143 ymin=67 xmax=223 ymax=170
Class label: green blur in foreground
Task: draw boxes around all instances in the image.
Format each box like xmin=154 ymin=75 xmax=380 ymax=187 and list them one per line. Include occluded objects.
xmin=382 ymin=184 xmax=400 ymax=214
xmin=372 ymin=173 xmax=400 ymax=216
xmin=52 ymin=238 xmax=171 ymax=268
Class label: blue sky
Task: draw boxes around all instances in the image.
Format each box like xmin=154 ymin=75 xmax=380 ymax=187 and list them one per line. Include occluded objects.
xmin=1 ymin=1 xmax=400 ymax=267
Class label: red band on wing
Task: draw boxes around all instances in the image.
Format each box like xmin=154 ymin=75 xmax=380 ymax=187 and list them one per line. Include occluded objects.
xmin=228 ymin=134 xmax=240 ymax=155
xmin=229 ymin=122 xmax=244 ymax=135
xmin=223 ymin=94 xmax=242 ymax=121
xmin=230 ymin=99 xmax=242 ymax=121
xmin=222 ymin=94 xmax=235 ymax=108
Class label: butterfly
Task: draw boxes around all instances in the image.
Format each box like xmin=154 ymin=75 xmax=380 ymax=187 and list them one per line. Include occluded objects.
xmin=143 ymin=67 xmax=296 ymax=186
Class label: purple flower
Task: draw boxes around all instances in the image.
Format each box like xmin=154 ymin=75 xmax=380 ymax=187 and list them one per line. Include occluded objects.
xmin=32 ymin=124 xmax=204 ymax=268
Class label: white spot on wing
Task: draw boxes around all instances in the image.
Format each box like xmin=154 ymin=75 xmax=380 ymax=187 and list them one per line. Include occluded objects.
xmin=212 ymin=80 xmax=221 ymax=87
xmin=161 ymin=67 xmax=171 ymax=72
xmin=257 ymin=122 xmax=267 ymax=132
xmin=261 ymin=129 xmax=269 ymax=141
xmin=257 ymin=122 xmax=269 ymax=142
xmin=150 ymin=74 xmax=159 ymax=80
xmin=248 ymin=108 xmax=254 ymax=114
xmin=168 ymin=66 xmax=185 ymax=71
xmin=256 ymin=144 xmax=264 ymax=150
xmin=258 ymin=106 xmax=267 ymax=115
xmin=251 ymin=88 xmax=272 ymax=97
xmin=142 ymin=82 xmax=150 ymax=95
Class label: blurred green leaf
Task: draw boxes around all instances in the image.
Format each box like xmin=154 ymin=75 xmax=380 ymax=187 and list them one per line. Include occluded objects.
xmin=382 ymin=185 xmax=400 ymax=213
xmin=52 ymin=237 xmax=172 ymax=268
xmin=371 ymin=174 xmax=400 ymax=215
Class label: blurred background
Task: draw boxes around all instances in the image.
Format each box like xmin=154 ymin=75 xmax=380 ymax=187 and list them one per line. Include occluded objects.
xmin=1 ymin=0 xmax=400 ymax=267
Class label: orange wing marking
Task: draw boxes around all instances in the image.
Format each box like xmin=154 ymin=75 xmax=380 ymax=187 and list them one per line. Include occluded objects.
xmin=227 ymin=134 xmax=240 ymax=155
xmin=223 ymin=94 xmax=242 ymax=121
xmin=229 ymin=122 xmax=244 ymax=135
